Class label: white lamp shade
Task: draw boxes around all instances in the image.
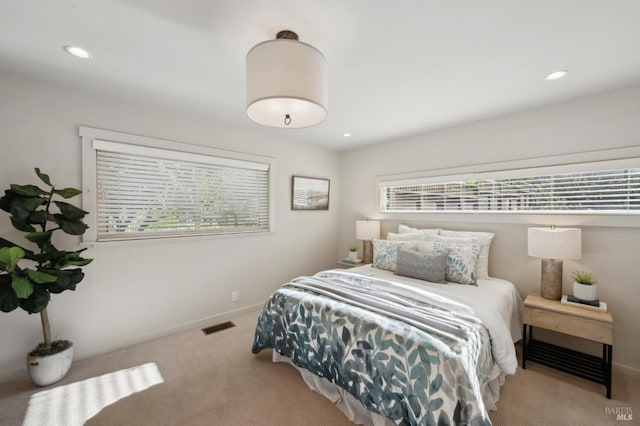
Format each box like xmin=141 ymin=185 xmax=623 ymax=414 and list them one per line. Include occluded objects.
xmin=527 ymin=227 xmax=581 ymax=260
xmin=356 ymin=220 xmax=381 ymax=240
xmin=246 ymin=38 xmax=327 ymax=128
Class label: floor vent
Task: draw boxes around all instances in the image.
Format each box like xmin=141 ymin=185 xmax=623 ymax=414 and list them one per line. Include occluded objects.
xmin=202 ymin=321 xmax=236 ymax=335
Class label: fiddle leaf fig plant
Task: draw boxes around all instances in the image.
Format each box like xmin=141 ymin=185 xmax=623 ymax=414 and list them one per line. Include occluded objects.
xmin=0 ymin=168 xmax=92 ymax=356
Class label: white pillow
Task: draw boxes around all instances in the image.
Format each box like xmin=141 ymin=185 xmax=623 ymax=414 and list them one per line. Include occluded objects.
xmin=422 ymin=233 xmax=479 ymax=246
xmin=439 ymin=230 xmax=495 ymax=280
xmin=372 ymin=239 xmax=418 ymax=272
xmin=398 ymin=224 xmax=440 ymax=235
xmin=387 ymin=232 xmax=426 ymax=241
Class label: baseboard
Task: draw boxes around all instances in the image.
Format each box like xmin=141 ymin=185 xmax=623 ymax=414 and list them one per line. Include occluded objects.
xmin=0 ymin=303 xmax=263 ymax=384
xmin=614 ymin=362 xmax=640 ymax=379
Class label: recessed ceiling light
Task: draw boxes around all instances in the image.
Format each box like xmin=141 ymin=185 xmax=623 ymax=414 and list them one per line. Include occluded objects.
xmin=342 ymin=132 xmax=352 ymax=138
xmin=545 ymin=70 xmax=568 ymax=81
xmin=63 ymin=45 xmax=93 ymax=59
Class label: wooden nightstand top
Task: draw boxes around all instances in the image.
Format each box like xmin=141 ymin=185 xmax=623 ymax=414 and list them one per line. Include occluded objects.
xmin=524 ymin=293 xmax=613 ymax=324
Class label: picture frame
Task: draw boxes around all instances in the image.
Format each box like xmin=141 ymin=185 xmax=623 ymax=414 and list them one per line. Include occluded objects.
xmin=291 ymin=176 xmax=330 ymax=210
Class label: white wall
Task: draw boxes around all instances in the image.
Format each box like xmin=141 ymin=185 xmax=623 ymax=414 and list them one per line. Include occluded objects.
xmin=339 ymin=84 xmax=640 ymax=376
xmin=0 ymin=71 xmax=340 ymax=381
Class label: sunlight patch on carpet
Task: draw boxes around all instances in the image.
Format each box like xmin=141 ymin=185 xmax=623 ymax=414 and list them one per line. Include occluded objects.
xmin=23 ymin=362 xmax=163 ymax=426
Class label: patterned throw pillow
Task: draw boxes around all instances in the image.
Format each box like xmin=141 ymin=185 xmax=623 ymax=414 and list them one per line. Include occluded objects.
xmin=440 ymin=230 xmax=494 ymax=280
xmin=395 ymin=250 xmax=448 ymax=283
xmin=417 ymin=241 xmax=480 ymax=285
xmin=372 ymin=239 xmax=418 ymax=272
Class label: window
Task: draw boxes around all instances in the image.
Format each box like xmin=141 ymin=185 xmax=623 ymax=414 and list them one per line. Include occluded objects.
xmin=380 ymin=158 xmax=640 ymax=214
xmin=81 ymin=127 xmax=274 ymax=242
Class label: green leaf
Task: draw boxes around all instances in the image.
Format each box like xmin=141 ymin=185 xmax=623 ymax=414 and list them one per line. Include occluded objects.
xmin=10 ymin=204 xmax=30 ymax=221
xmin=11 ymin=275 xmax=33 ymax=299
xmin=28 ymin=210 xmax=49 ymax=224
xmin=0 ymin=276 xmax=20 ymax=312
xmin=66 ymin=258 xmax=93 ymax=266
xmin=10 ymin=184 xmax=47 ymax=197
xmin=53 ymin=187 xmax=82 ymax=199
xmin=41 ymin=268 xmax=85 ymax=293
xmin=0 ymin=246 xmax=25 ymax=271
xmin=0 ymin=238 xmax=36 ymax=260
xmin=24 ymin=231 xmax=53 ymax=246
xmin=0 ymin=190 xmax=17 ymax=212
xmin=19 ymin=286 xmax=50 ymax=313
xmin=13 ymin=196 xmax=45 ymax=212
xmin=25 ymin=269 xmax=58 ymax=284
xmin=10 ymin=217 xmax=35 ymax=232
xmin=53 ymin=215 xmax=89 ymax=235
xmin=50 ymin=248 xmax=93 ymax=268
xmin=35 ymin=168 xmax=52 ymax=186
xmin=53 ymin=201 xmax=88 ymax=220
xmin=9 ymin=205 xmax=36 ymax=232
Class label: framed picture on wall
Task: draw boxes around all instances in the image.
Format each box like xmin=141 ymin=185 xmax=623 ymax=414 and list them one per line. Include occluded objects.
xmin=291 ymin=176 xmax=330 ymax=210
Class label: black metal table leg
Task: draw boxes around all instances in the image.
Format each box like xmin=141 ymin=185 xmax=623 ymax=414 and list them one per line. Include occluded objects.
xmin=522 ymin=324 xmax=528 ymax=369
xmin=605 ymin=344 xmax=612 ymax=399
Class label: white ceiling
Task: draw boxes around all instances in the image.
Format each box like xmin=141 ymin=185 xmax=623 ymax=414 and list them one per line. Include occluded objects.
xmin=2 ymin=1 xmax=640 ymax=151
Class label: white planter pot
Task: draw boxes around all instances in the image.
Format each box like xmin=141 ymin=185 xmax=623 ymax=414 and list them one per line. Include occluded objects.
xmin=27 ymin=342 xmax=74 ymax=386
xmin=348 ymin=251 xmax=358 ymax=261
xmin=573 ymin=282 xmax=597 ymax=301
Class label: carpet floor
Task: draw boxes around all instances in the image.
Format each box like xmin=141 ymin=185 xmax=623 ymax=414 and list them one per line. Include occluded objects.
xmin=0 ymin=308 xmax=637 ymax=425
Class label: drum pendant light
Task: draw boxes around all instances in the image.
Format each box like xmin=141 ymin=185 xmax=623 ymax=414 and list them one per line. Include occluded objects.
xmin=246 ymin=30 xmax=327 ymax=128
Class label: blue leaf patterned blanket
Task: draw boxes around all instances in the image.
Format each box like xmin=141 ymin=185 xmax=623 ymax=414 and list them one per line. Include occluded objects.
xmin=252 ymin=270 xmax=495 ymax=426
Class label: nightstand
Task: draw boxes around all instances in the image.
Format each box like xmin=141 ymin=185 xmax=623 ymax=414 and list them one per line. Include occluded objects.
xmin=522 ymin=293 xmax=614 ymax=398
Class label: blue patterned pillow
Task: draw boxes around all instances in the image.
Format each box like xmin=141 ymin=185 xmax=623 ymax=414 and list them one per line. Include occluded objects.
xmin=417 ymin=241 xmax=480 ymax=285
xmin=372 ymin=239 xmax=418 ymax=272
xmin=394 ymin=250 xmax=448 ymax=283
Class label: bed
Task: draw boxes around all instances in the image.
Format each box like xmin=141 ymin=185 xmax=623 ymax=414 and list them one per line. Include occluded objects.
xmin=252 ymin=229 xmax=523 ymax=426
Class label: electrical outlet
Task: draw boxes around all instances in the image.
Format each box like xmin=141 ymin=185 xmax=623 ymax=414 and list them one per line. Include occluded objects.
xmin=231 ymin=291 xmax=238 ymax=302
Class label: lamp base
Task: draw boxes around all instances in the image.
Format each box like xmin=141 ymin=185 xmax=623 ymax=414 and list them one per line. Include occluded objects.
xmin=541 ymin=259 xmax=563 ymax=300
xmin=363 ymin=240 xmax=373 ymax=264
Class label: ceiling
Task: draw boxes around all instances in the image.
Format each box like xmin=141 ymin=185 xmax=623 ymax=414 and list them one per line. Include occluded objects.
xmin=2 ymin=1 xmax=640 ymax=151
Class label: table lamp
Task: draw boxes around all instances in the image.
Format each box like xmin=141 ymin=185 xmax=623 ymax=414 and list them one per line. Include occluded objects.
xmin=527 ymin=226 xmax=581 ymax=300
xmin=356 ymin=220 xmax=380 ymax=264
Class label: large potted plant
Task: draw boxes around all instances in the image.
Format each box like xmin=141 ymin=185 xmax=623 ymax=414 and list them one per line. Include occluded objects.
xmin=0 ymin=168 xmax=92 ymax=386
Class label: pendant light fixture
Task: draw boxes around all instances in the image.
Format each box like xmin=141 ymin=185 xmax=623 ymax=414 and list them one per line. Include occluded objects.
xmin=246 ymin=30 xmax=327 ymax=128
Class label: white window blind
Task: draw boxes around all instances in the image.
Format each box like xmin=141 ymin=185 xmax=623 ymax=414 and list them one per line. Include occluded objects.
xmin=380 ymin=161 xmax=640 ymax=214
xmin=93 ymin=140 xmax=270 ymax=241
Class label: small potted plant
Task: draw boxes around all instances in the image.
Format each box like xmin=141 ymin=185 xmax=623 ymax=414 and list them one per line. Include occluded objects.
xmin=0 ymin=169 xmax=92 ymax=386
xmin=572 ymin=270 xmax=598 ymax=301
xmin=348 ymin=245 xmax=359 ymax=261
